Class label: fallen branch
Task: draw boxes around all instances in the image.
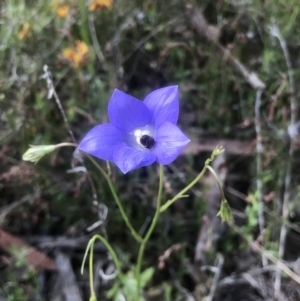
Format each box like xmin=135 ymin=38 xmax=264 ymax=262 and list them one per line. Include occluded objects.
xmin=23 ymin=235 xmax=106 ymax=251
xmin=50 ymin=251 xmax=83 ymax=301
xmin=182 ymin=137 xmax=255 ymax=156
xmin=0 ymin=229 xmax=56 ymax=271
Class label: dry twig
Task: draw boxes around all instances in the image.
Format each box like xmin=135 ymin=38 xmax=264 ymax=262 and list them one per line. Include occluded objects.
xmin=0 ymin=193 xmax=37 ymax=225
xmin=269 ymin=24 xmax=298 ymax=297
xmin=205 ymin=255 xmax=224 ymax=301
xmin=42 ymin=65 xmax=98 ymax=204
xmin=24 ymin=235 xmax=106 ymax=251
xmin=231 ymin=223 xmax=300 ymax=286
xmin=158 ymin=243 xmax=183 ymax=269
xmin=50 ymin=251 xmax=83 ymax=301
xmin=254 ymin=89 xmax=267 ymax=267
xmin=187 ymin=5 xmax=266 ymax=90
xmin=88 ymin=12 xmax=109 ymax=72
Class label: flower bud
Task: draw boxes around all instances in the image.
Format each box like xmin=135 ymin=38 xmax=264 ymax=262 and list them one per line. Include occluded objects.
xmin=212 ymin=145 xmax=224 ymax=159
xmin=217 ymin=199 xmax=232 ymax=223
xmin=22 ymin=145 xmax=57 ymax=163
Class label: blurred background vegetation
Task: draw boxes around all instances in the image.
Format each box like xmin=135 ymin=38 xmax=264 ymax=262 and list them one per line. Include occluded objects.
xmin=1 ymin=0 xmax=300 ymax=300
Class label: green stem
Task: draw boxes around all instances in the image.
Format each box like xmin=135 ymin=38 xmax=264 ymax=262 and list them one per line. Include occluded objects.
xmin=88 ymin=156 xmax=143 ymax=243
xmin=56 ymin=142 xmax=78 ymax=148
xmin=89 ymin=239 xmax=95 ymax=296
xmin=81 ymin=238 xmax=95 ymax=295
xmin=135 ymin=164 xmax=164 ymax=296
xmin=159 ymin=145 xmax=225 ymax=213
xmin=78 ymin=0 xmax=95 ymax=75
xmin=206 ymin=165 xmax=226 ymax=201
xmin=78 ymin=0 xmax=90 ymax=44
xmin=81 ymin=234 xmax=124 ymax=298
xmin=160 ymin=164 xmax=208 ymax=213
xmin=94 ymin=235 xmax=124 ymax=281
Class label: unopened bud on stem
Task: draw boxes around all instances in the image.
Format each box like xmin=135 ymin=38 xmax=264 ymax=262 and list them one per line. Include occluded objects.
xmin=22 ymin=142 xmax=77 ymax=163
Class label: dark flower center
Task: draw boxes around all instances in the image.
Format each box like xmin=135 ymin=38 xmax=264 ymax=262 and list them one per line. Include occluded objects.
xmin=140 ymin=135 xmax=155 ymax=150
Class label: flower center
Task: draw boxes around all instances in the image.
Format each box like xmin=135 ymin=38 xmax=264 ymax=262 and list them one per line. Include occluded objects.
xmin=140 ymin=135 xmax=155 ymax=149
xmin=133 ymin=127 xmax=156 ymax=150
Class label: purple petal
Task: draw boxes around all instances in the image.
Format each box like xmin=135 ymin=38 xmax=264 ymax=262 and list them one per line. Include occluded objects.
xmin=78 ymin=124 xmax=126 ymax=161
xmin=153 ymin=121 xmax=190 ymax=165
xmin=143 ymin=86 xmax=179 ymax=127
xmin=113 ymin=145 xmax=156 ymax=173
xmin=108 ymin=89 xmax=151 ymax=132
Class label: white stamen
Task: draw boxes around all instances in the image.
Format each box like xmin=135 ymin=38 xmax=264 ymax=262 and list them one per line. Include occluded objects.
xmin=134 ymin=129 xmax=142 ymax=138
xmin=129 ymin=125 xmax=156 ymax=150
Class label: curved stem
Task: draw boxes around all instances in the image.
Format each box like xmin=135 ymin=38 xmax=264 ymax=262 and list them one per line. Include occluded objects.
xmin=160 ymin=164 xmax=208 ymax=213
xmin=56 ymin=142 xmax=78 ymax=148
xmin=160 ymin=145 xmax=224 ymax=213
xmin=136 ymin=164 xmax=164 ymax=296
xmin=81 ymin=238 xmax=96 ymax=295
xmin=88 ymin=156 xmax=143 ymax=243
xmin=89 ymin=239 xmax=95 ymax=297
xmin=81 ymin=234 xmax=125 ymax=298
xmin=206 ymin=165 xmax=226 ymax=201
xmin=94 ymin=235 xmax=124 ymax=281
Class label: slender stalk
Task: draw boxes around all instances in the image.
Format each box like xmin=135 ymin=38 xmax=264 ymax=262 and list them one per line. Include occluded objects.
xmin=81 ymin=234 xmax=124 ymax=298
xmin=160 ymin=163 xmax=208 ymax=213
xmin=135 ymin=165 xmax=164 ymax=297
xmin=56 ymin=142 xmax=78 ymax=148
xmin=43 ymin=65 xmax=98 ymax=204
xmin=89 ymin=239 xmax=95 ymax=297
xmin=88 ymin=12 xmax=109 ymax=72
xmin=88 ymin=156 xmax=143 ymax=243
xmin=232 ymin=223 xmax=300 ymax=285
xmin=270 ymin=24 xmax=297 ymax=297
xmin=81 ymin=238 xmax=95 ymax=295
xmin=254 ymin=88 xmax=267 ymax=267
xmin=78 ymin=0 xmax=90 ymax=45
xmin=43 ymin=65 xmax=77 ymax=144
xmin=94 ymin=235 xmax=124 ymax=281
xmin=206 ymin=254 xmax=224 ymax=301
xmin=160 ymin=146 xmax=226 ymax=213
xmin=206 ymin=165 xmax=226 ymax=201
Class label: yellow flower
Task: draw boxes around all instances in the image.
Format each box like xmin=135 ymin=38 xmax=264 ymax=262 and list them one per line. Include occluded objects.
xmin=56 ymin=4 xmax=70 ymax=18
xmin=76 ymin=40 xmax=89 ymax=56
xmin=52 ymin=0 xmax=70 ymax=18
xmin=62 ymin=41 xmax=89 ymax=68
xmin=18 ymin=22 xmax=30 ymax=40
xmin=89 ymin=0 xmax=113 ymax=11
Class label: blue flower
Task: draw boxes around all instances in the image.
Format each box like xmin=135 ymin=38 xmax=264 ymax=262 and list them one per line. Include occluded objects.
xmin=78 ymin=86 xmax=190 ymax=173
